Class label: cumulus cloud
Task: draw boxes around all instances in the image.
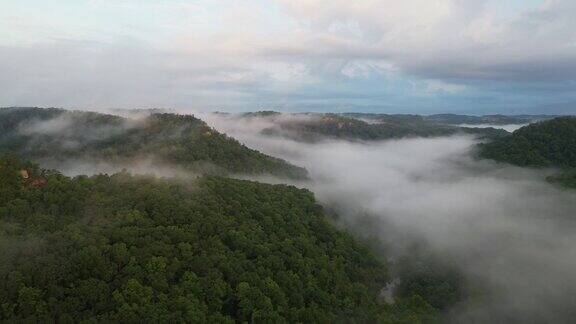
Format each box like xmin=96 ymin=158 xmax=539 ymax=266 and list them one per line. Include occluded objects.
xmin=202 ymin=112 xmax=576 ymax=323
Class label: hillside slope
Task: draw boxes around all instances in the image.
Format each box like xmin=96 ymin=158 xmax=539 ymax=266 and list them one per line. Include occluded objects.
xmin=0 ymin=107 xmax=306 ymax=179
xmin=478 ymin=117 xmax=576 ymax=168
xmin=237 ymin=112 xmax=509 ymax=143
xmin=0 ymin=156 xmax=439 ymax=323
xmin=424 ymin=114 xmax=551 ymax=125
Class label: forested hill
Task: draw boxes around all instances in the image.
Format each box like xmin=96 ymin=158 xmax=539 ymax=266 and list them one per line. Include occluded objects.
xmin=478 ymin=117 xmax=576 ymax=168
xmin=0 ymin=107 xmax=306 ymax=179
xmin=424 ymin=113 xmax=552 ymax=125
xmin=0 ymin=156 xmax=438 ymax=322
xmin=240 ymin=112 xmax=509 ymax=143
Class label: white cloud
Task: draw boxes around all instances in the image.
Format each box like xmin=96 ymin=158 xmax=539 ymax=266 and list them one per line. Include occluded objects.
xmin=270 ymin=0 xmax=576 ymax=82
xmin=1 ymin=0 xmax=575 ymax=112
xmin=425 ymin=80 xmax=468 ymax=94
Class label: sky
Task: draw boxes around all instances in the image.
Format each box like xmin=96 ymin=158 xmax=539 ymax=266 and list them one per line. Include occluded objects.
xmin=1 ymin=0 xmax=575 ymax=114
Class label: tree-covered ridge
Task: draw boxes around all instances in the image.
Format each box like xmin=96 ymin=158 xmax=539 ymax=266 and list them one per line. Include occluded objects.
xmin=0 ymin=107 xmax=307 ymax=179
xmin=257 ymin=113 xmax=508 ymax=143
xmin=0 ymin=156 xmax=399 ymax=322
xmin=478 ymin=117 xmax=576 ymax=168
xmin=423 ymin=113 xmax=552 ymax=125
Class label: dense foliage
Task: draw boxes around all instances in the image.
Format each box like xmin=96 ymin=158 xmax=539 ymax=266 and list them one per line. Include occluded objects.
xmin=0 ymin=108 xmax=471 ymax=322
xmin=478 ymin=117 xmax=576 ymax=168
xmin=0 ymin=156 xmax=401 ymax=322
xmin=0 ymin=107 xmax=307 ymax=179
xmin=0 ymin=155 xmax=451 ymax=323
xmin=395 ymin=255 xmax=464 ymax=312
xmin=258 ymin=113 xmax=508 ymax=143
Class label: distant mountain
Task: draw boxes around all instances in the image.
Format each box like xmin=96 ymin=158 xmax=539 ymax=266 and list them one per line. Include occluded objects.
xmin=344 ymin=113 xmax=557 ymax=125
xmin=240 ymin=112 xmax=510 ymax=142
xmin=0 ymin=107 xmax=307 ymax=179
xmin=108 ymin=108 xmax=177 ymax=118
xmin=342 ymin=113 xmax=425 ymax=124
xmin=241 ymin=111 xmax=282 ymax=118
xmin=425 ymin=114 xmax=534 ymax=125
xmin=478 ymin=117 xmax=576 ymax=168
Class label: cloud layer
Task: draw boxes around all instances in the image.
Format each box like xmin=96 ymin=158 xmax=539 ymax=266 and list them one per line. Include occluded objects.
xmin=1 ymin=0 xmax=576 ymax=113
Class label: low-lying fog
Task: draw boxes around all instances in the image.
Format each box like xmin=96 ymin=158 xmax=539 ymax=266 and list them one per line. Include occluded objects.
xmin=455 ymin=123 xmax=527 ymax=132
xmin=201 ymin=113 xmax=576 ymax=323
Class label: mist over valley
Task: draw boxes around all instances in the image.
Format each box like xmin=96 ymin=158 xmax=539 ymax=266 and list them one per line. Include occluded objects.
xmin=1 ymin=107 xmax=575 ymax=322
xmin=2 ymin=1 xmax=576 ymax=322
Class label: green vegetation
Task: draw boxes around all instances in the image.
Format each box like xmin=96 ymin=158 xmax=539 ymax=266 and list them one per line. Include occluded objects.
xmin=547 ymin=169 xmax=576 ymax=189
xmin=0 ymin=155 xmax=398 ymax=322
xmin=0 ymin=107 xmax=307 ymax=179
xmin=344 ymin=112 xmax=545 ymax=129
xmin=259 ymin=113 xmax=508 ymax=143
xmin=478 ymin=117 xmax=576 ymax=190
xmin=0 ymin=108 xmax=470 ymax=322
xmin=424 ymin=114 xmax=549 ymax=125
xmin=478 ymin=117 xmax=576 ymax=168
xmin=0 ymin=155 xmax=451 ymax=323
xmin=395 ymin=254 xmax=464 ymax=312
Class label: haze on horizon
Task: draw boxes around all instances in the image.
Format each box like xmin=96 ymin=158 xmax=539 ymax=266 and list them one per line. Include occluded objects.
xmin=2 ymin=0 xmax=576 ymax=115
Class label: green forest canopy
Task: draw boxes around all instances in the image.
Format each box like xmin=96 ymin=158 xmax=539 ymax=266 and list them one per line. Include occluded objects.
xmin=478 ymin=116 xmax=576 ymax=189
xmin=0 ymin=107 xmax=307 ymax=180
xmin=478 ymin=116 xmax=576 ymax=168
xmin=0 ymin=155 xmax=442 ymax=323
xmin=0 ymin=108 xmax=473 ymax=323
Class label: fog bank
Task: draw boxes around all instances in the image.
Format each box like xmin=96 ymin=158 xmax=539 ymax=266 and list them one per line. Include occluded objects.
xmin=455 ymin=123 xmax=527 ymax=132
xmin=202 ymin=113 xmax=576 ymax=323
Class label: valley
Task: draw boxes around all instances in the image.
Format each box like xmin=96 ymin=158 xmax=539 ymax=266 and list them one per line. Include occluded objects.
xmin=1 ymin=107 xmax=575 ymax=323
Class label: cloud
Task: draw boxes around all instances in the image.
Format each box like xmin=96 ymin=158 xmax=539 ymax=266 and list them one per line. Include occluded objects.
xmin=202 ymin=112 xmax=576 ymax=322
xmin=0 ymin=42 xmax=270 ymax=109
xmin=1 ymin=0 xmax=576 ymax=113
xmin=272 ymin=0 xmax=576 ymax=82
xmin=424 ymin=80 xmax=468 ymax=94
xmin=42 ymin=157 xmax=199 ymax=180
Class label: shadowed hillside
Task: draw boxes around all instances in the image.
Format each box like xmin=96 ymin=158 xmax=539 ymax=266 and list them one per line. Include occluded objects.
xmin=0 ymin=107 xmax=307 ymax=179
xmin=478 ymin=117 xmax=576 ymax=168
xmin=226 ymin=112 xmax=510 ymax=143
xmin=479 ymin=117 xmax=576 ymax=189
